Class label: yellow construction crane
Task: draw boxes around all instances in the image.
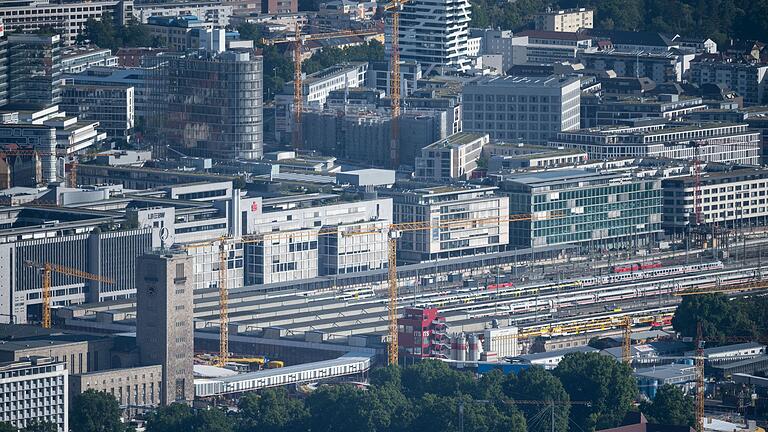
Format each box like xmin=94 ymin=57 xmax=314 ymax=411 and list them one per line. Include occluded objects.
xmin=622 ymin=316 xmax=633 ymax=364
xmin=24 ymin=260 xmax=114 ymax=329
xmin=695 ymin=322 xmax=705 ymax=432
xmin=262 ymin=28 xmax=381 ymax=150
xmin=218 ymin=237 xmax=229 ymax=366
xmin=384 ymin=0 xmax=408 ymax=169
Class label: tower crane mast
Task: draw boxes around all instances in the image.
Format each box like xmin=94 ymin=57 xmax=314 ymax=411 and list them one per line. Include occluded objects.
xmin=24 ymin=260 xmax=113 ymax=329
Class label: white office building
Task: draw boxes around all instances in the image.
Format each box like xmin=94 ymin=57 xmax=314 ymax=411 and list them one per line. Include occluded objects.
xmin=133 ymin=1 xmax=232 ymax=26
xmin=662 ymin=168 xmax=768 ymax=232
xmin=0 ymin=357 xmax=68 ymax=432
xmin=550 ymin=122 xmax=761 ymax=165
xmin=415 ymin=132 xmax=488 ymax=181
xmin=0 ymin=0 xmax=133 ymax=45
xmin=381 ymin=185 xmax=509 ymax=263
xmin=386 ymin=0 xmax=472 ymax=73
xmin=244 ymin=194 xmax=392 ymax=284
xmin=462 ymin=75 xmax=581 ymax=144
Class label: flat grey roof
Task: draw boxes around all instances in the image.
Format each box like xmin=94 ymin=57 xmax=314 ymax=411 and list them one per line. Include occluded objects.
xmin=635 ymin=363 xmax=696 ymax=380
xmin=502 ymin=169 xmax=621 ymax=185
xmin=516 ymin=345 xmax=597 ymax=361
xmin=470 ymin=75 xmax=580 ymax=88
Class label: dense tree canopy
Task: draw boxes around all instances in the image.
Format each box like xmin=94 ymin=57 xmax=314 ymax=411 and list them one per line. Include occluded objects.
xmin=640 ymin=384 xmax=696 ymax=427
xmin=470 ymin=0 xmax=768 ymax=46
xmin=64 ymin=359 xmax=677 ymax=432
xmin=672 ymin=293 xmax=765 ymax=344
xmin=69 ymin=390 xmax=127 ymax=432
xmin=77 ymin=17 xmax=160 ymax=51
xmin=554 ymin=352 xmax=638 ymax=431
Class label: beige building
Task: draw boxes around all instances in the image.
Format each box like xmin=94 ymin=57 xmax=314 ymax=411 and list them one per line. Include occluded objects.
xmin=0 ymin=338 xmax=113 ymax=375
xmin=136 ymin=253 xmax=194 ymax=405
xmin=415 ymin=132 xmax=489 ymax=181
xmin=69 ymin=365 xmax=163 ymax=409
xmin=534 ymin=8 xmax=593 ymax=32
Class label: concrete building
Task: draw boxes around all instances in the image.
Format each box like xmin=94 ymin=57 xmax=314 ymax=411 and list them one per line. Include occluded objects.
xmin=136 ymin=252 xmax=194 ymax=405
xmin=244 ymin=193 xmax=392 ymax=284
xmin=415 ymin=132 xmax=488 ymax=181
xmin=61 ymin=47 xmax=118 ymax=74
xmin=133 ymin=1 xmax=232 ymax=27
xmin=462 ymin=75 xmax=581 ymax=144
xmin=69 ymin=365 xmax=163 ymax=410
xmin=0 ymin=0 xmax=133 ymax=45
xmin=0 ymin=337 xmax=113 ymax=375
xmin=499 ymin=169 xmax=663 ymax=249
xmin=262 ymin=0 xmax=298 ymax=14
xmin=549 ymin=122 xmax=761 ymax=165
xmin=484 ymin=142 xmax=587 ymax=172
xmin=587 ymin=30 xmax=678 ymax=55
xmin=7 ymin=34 xmax=62 ymax=109
xmin=634 ymin=363 xmax=697 ymax=398
xmin=688 ymin=58 xmax=768 ymax=106
xmin=687 ymin=342 xmax=766 ymax=365
xmin=381 ymin=185 xmax=509 ymax=263
xmin=60 ymin=84 xmax=135 ymax=141
xmin=662 ymin=167 xmax=768 ymax=233
xmin=275 ymin=62 xmax=367 ymax=143
xmin=0 ymin=357 xmax=68 ymax=432
xmin=483 ymin=326 xmax=519 ymax=358
xmin=579 ymin=50 xmax=692 ymax=83
xmin=301 ymin=109 xmax=449 ymax=167
xmin=581 ymin=94 xmax=707 ymax=128
xmin=533 ymin=8 xmax=593 ymax=32
xmin=516 ymin=30 xmax=593 ymax=65
xmin=0 ymin=205 xmax=157 ymax=324
xmin=469 ymin=28 xmax=527 ymax=73
xmin=314 ymin=0 xmax=372 ymax=29
xmin=146 ymin=15 xmax=214 ymax=52
xmin=386 ymin=0 xmax=472 ymax=73
xmin=0 ymin=125 xmax=57 ymax=183
xmin=366 ymin=60 xmax=421 ymax=97
xmin=64 ymin=66 xmax=153 ymax=123
xmin=513 ymin=346 xmax=598 ymax=370
xmin=151 ymin=49 xmax=263 ymax=160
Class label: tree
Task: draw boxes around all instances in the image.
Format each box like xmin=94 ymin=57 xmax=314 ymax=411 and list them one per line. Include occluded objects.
xmin=672 ymin=294 xmax=758 ymax=344
xmin=145 ymin=404 xmax=194 ymax=432
xmin=187 ymin=408 xmax=233 ymax=432
xmin=78 ymin=17 xmax=159 ymax=51
xmin=400 ymin=359 xmax=475 ymax=398
xmin=0 ymin=423 xmax=17 ymax=432
xmin=369 ymin=364 xmax=401 ymax=389
xmin=410 ymin=393 xmax=527 ymax=432
xmin=21 ymin=420 xmax=57 ymax=432
xmin=237 ymin=388 xmax=308 ymax=432
xmin=505 ymin=367 xmax=570 ymax=432
xmin=640 ymin=384 xmax=695 ymax=427
xmin=554 ymin=352 xmax=638 ymax=431
xmin=69 ymin=390 xmax=126 ymax=432
xmin=306 ymin=385 xmax=376 ymax=432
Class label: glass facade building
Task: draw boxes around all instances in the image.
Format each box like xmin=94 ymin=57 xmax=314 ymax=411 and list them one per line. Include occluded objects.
xmin=151 ymin=49 xmax=263 ymax=160
xmin=500 ymin=169 xmax=663 ymax=249
xmin=7 ymin=34 xmax=62 ymax=109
